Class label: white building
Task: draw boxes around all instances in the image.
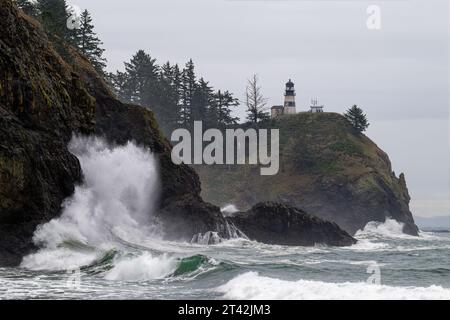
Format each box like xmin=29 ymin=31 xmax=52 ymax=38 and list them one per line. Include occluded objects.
xmin=271 ymin=79 xmax=297 ymax=118
xmin=309 ymin=99 xmax=324 ymax=113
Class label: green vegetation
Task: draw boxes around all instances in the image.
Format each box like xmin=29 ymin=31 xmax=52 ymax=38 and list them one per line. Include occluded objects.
xmin=73 ymin=9 xmax=107 ymax=73
xmin=344 ymin=105 xmax=370 ymax=133
xmin=195 ymin=112 xmax=380 ymax=210
xmin=109 ymin=54 xmax=239 ymax=135
xmin=15 ymin=0 xmax=107 ymax=73
xmin=330 ymin=140 xmax=363 ymax=156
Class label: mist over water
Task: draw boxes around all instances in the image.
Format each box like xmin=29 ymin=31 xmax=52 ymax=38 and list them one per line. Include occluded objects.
xmin=1 ymin=137 xmax=450 ymax=299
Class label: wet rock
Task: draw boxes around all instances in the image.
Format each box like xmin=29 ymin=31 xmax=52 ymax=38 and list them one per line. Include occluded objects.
xmin=229 ymin=202 xmax=357 ymax=247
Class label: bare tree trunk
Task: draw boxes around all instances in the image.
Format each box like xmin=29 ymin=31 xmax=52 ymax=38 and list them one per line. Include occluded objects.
xmin=245 ymin=74 xmax=268 ymax=123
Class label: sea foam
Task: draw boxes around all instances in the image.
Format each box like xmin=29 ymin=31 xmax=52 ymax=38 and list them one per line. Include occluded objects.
xmin=217 ymin=272 xmax=450 ymax=300
xmin=105 ymin=253 xmax=177 ymax=281
xmin=220 ymin=204 xmax=239 ymax=216
xmin=21 ymin=136 xmax=163 ymax=275
xmin=355 ymin=219 xmax=410 ymax=239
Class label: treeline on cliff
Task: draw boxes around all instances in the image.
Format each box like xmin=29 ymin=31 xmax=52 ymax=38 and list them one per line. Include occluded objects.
xmin=108 ymin=53 xmax=240 ymax=135
xmin=15 ymin=0 xmax=241 ymax=136
xmin=15 ymin=0 xmax=107 ymax=73
xmin=15 ymin=0 xmax=369 ymax=138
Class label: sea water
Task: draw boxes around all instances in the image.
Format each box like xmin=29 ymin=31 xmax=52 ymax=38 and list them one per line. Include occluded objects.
xmin=0 ymin=137 xmax=449 ymax=300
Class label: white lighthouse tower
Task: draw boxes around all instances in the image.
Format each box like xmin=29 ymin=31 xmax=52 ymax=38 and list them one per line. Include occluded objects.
xmin=284 ymin=79 xmax=296 ymax=114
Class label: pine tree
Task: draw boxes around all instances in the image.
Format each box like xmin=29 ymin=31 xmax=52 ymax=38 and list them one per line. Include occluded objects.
xmin=15 ymin=0 xmax=38 ymax=17
xmin=212 ymin=90 xmax=239 ymax=128
xmin=181 ymin=59 xmax=196 ymax=127
xmin=109 ymin=71 xmax=131 ymax=102
xmin=172 ymin=64 xmax=183 ymax=126
xmin=154 ymin=62 xmax=183 ymax=133
xmin=109 ymin=54 xmax=240 ymax=133
xmin=191 ymin=78 xmax=213 ymax=125
xmin=344 ymin=105 xmax=370 ymax=133
xmin=208 ymin=90 xmax=239 ymax=129
xmin=74 ymin=10 xmax=107 ymax=73
xmin=36 ymin=0 xmax=71 ymax=41
xmin=35 ymin=0 xmax=76 ymax=59
xmin=124 ymin=50 xmax=159 ymax=105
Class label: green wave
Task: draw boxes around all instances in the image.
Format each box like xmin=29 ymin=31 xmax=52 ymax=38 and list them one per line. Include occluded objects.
xmin=169 ymin=255 xmax=237 ymax=280
xmin=81 ymin=249 xmax=118 ymax=275
xmin=172 ymin=255 xmax=208 ymax=276
xmin=59 ymin=239 xmax=96 ymax=252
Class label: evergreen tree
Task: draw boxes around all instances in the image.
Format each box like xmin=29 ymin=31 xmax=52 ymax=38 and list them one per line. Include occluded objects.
xmin=344 ymin=105 xmax=370 ymax=133
xmin=109 ymin=54 xmax=240 ymax=134
xmin=192 ymin=78 xmax=213 ymax=125
xmin=154 ymin=62 xmax=183 ymax=133
xmin=15 ymin=0 xmax=38 ymax=17
xmin=109 ymin=71 xmax=131 ymax=102
xmin=35 ymin=0 xmax=77 ymax=59
xmin=181 ymin=59 xmax=196 ymax=127
xmin=36 ymin=0 xmax=71 ymax=41
xmin=171 ymin=64 xmax=184 ymax=126
xmin=212 ymin=90 xmax=239 ymax=128
xmin=124 ymin=50 xmax=159 ymax=105
xmin=74 ymin=10 xmax=107 ymax=73
xmin=208 ymin=90 xmax=239 ymax=129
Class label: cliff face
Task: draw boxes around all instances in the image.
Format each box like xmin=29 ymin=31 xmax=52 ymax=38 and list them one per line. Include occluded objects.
xmin=0 ymin=0 xmax=225 ymax=266
xmin=195 ymin=113 xmax=419 ymax=236
xmin=0 ymin=0 xmax=95 ymax=266
xmin=0 ymin=1 xmax=355 ymax=266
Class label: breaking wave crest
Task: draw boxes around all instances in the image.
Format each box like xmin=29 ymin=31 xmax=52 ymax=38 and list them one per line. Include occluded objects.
xmin=355 ymin=219 xmax=409 ymax=239
xmin=221 ymin=204 xmax=239 ymax=217
xmin=217 ymin=272 xmax=450 ymax=300
xmin=104 ymin=253 xmax=177 ymax=281
xmin=14 ymin=136 xmax=450 ymax=298
xmin=21 ymin=136 xmax=171 ymax=278
xmin=20 ymin=137 xmax=233 ymax=282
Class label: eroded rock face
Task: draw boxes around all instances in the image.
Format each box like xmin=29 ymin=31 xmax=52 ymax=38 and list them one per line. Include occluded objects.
xmin=0 ymin=0 xmax=95 ymax=266
xmin=195 ymin=113 xmax=419 ymax=236
xmin=0 ymin=0 xmax=228 ymax=265
xmin=0 ymin=0 xmax=231 ymax=265
xmin=0 ymin=1 xmax=357 ymax=266
xmin=229 ymin=202 xmax=356 ymax=247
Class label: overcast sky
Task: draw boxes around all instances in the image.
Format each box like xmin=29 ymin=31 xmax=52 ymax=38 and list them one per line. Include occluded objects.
xmin=71 ymin=0 xmax=449 ymax=219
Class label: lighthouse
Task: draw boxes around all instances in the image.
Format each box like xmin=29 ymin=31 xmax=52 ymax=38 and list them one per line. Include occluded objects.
xmin=284 ymin=79 xmax=296 ymax=114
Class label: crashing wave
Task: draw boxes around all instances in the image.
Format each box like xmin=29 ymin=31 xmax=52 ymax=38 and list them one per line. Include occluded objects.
xmin=216 ymin=272 xmax=450 ymax=300
xmin=191 ymin=231 xmax=222 ymax=245
xmin=105 ymin=253 xmax=177 ymax=281
xmin=225 ymin=221 xmax=249 ymax=240
xmin=21 ymin=136 xmax=161 ymax=271
xmin=355 ymin=219 xmax=414 ymax=239
xmin=221 ymin=204 xmax=239 ymax=216
xmin=191 ymin=221 xmax=249 ymax=245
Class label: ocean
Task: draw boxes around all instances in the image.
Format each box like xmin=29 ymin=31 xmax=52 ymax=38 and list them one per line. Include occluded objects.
xmin=1 ymin=137 xmax=449 ymax=300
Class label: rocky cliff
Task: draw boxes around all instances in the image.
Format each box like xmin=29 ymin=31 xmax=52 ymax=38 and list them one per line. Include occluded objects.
xmin=195 ymin=113 xmax=419 ymax=236
xmin=0 ymin=0 xmax=226 ymax=265
xmin=0 ymin=0 xmax=355 ymax=265
xmin=0 ymin=0 xmax=95 ymax=266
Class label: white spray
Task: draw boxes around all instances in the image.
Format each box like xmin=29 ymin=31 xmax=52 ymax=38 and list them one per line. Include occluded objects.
xmin=22 ymin=136 xmax=166 ymax=273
